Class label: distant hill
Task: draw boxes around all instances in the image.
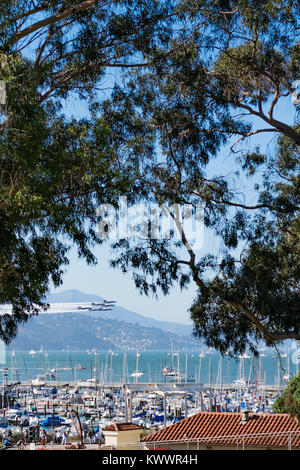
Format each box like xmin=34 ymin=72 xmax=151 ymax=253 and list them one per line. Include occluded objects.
xmin=47 ymin=289 xmax=104 ymax=304
xmin=46 ymin=289 xmax=193 ymax=337
xmin=8 ymin=312 xmax=202 ymax=351
xmin=4 ymin=288 xmax=201 ymax=351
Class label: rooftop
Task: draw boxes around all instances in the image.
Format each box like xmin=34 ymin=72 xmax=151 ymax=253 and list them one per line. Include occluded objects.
xmin=102 ymin=422 xmax=143 ymax=432
xmin=142 ymin=412 xmax=300 ymax=448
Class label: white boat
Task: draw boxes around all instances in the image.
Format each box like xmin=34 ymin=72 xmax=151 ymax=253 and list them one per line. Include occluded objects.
xmin=238 ymin=353 xmax=251 ymax=359
xmin=45 ymin=371 xmax=56 ymax=379
xmin=234 ymin=378 xmax=248 ymax=387
xmin=131 ymin=371 xmax=144 ymax=378
xmin=131 ymin=352 xmax=144 ymax=381
xmin=31 ymin=375 xmax=46 ymax=386
xmin=29 ymin=349 xmax=36 ymax=355
xmin=108 ymin=349 xmax=118 ymax=356
xmin=162 ymin=367 xmax=177 ymax=377
xmin=5 ymin=409 xmax=21 ymax=420
xmin=87 ymin=377 xmax=98 ymax=384
xmin=29 ymin=416 xmax=39 ymax=426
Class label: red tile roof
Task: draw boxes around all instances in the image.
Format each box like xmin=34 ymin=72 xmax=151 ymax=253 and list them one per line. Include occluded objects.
xmin=102 ymin=422 xmax=143 ymax=432
xmin=142 ymin=412 xmax=300 ymax=448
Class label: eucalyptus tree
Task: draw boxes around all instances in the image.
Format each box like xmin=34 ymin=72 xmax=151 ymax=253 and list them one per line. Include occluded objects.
xmin=0 ymin=0 xmax=173 ymax=342
xmin=101 ymin=0 xmax=300 ymax=355
xmin=0 ymin=1 xmax=299 ymax=352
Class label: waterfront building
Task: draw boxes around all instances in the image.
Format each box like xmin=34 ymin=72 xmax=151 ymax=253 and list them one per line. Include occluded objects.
xmin=102 ymin=422 xmax=143 ymax=450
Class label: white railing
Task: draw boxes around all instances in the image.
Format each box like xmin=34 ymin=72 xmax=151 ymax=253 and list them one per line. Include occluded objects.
xmin=142 ymin=430 xmax=300 ymax=450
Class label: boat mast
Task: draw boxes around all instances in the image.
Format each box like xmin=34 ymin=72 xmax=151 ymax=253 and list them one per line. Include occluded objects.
xmin=219 ymin=356 xmax=222 ymax=393
xmin=208 ymin=357 xmax=212 ymax=388
xmin=135 ymin=352 xmax=139 ymax=384
xmin=110 ymin=351 xmax=113 ymax=385
xmin=198 ymin=355 xmax=202 ymax=385
xmin=122 ymin=352 xmax=128 ymax=383
xmin=248 ymin=354 xmax=254 ymax=385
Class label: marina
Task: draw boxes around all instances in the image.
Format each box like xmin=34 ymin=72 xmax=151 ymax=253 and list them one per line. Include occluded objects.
xmin=0 ymin=348 xmax=297 ymax=445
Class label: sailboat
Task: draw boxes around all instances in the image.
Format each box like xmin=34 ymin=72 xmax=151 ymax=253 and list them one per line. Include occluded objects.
xmin=131 ymin=371 xmax=144 ymax=378
xmin=238 ymin=352 xmax=251 ymax=359
xmin=31 ymin=375 xmax=46 ymax=385
xmin=163 ymin=342 xmax=179 ymax=377
xmin=131 ymin=352 xmax=144 ymax=380
xmin=62 ymin=352 xmax=73 ymax=371
xmin=283 ymin=354 xmax=291 ymax=382
xmin=162 ymin=366 xmax=177 ymax=377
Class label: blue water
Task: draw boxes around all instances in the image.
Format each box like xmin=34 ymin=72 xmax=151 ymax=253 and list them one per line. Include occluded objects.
xmin=1 ymin=350 xmax=298 ymax=385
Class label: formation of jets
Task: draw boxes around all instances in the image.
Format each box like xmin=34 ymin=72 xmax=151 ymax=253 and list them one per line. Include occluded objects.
xmin=78 ymin=299 xmax=117 ymax=312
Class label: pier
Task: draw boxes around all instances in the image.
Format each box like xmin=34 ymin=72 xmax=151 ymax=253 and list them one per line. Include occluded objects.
xmin=2 ymin=379 xmax=286 ymax=392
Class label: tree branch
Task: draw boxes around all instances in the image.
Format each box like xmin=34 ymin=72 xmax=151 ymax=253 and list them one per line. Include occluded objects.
xmin=11 ymin=0 xmax=99 ymax=45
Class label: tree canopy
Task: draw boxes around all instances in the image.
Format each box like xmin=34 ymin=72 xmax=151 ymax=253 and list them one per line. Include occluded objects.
xmin=101 ymin=0 xmax=300 ymax=355
xmin=0 ymin=1 xmax=299 ymax=351
xmin=0 ymin=0 xmax=173 ymax=342
xmin=273 ymin=373 xmax=300 ymax=422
